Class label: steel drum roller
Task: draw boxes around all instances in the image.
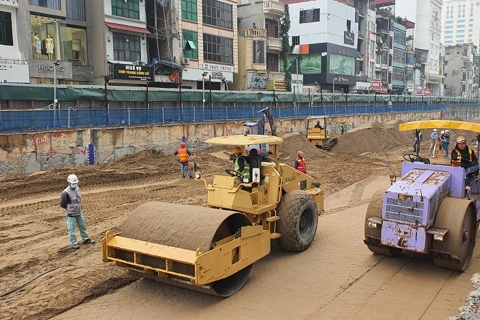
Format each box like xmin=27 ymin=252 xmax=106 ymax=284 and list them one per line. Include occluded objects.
xmin=121 ymin=202 xmax=253 ymax=296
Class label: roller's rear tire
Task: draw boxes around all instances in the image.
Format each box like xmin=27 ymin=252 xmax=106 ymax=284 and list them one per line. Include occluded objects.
xmin=276 ymin=190 xmax=318 ymax=252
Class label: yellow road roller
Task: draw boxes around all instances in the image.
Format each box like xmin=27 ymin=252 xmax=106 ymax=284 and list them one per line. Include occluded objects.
xmin=102 ymin=135 xmax=324 ymax=296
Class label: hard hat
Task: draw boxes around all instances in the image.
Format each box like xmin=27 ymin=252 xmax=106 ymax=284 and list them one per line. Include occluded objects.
xmin=433 ymin=129 xmax=437 ymax=132
xmin=445 ymin=130 xmax=449 ymax=133
xmin=67 ymin=174 xmax=79 ymax=184
xmin=441 ymin=130 xmax=445 ymax=134
xmin=297 ymin=150 xmax=304 ymax=157
xmin=456 ymin=135 xmax=466 ymax=144
xmin=180 ymin=141 xmax=186 ymax=147
xmin=233 ymin=146 xmax=242 ymax=154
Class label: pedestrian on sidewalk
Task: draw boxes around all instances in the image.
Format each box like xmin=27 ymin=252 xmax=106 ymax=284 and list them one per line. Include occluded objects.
xmin=60 ymin=174 xmax=95 ymax=249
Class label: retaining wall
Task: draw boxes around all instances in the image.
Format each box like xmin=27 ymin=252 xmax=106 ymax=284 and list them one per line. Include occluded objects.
xmin=0 ymin=111 xmax=440 ymax=175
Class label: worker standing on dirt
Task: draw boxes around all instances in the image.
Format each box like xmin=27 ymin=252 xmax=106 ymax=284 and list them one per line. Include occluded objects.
xmin=443 ymin=130 xmax=450 ymax=157
xmin=314 ymin=121 xmax=323 ymax=129
xmin=428 ymin=129 xmax=438 ymax=157
xmin=413 ymin=129 xmax=422 ymax=155
xmin=451 ymin=136 xmax=479 ymax=179
xmin=60 ymin=174 xmax=95 ymax=249
xmin=232 ymin=146 xmax=250 ymax=182
xmin=174 ymin=142 xmax=193 ymax=179
xmin=340 ymin=122 xmax=347 ymax=135
xmin=294 ymin=150 xmax=306 ymax=173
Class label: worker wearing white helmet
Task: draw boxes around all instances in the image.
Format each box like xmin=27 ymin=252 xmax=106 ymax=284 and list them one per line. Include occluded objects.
xmin=428 ymin=129 xmax=438 ymax=157
xmin=60 ymin=174 xmax=95 ymax=249
xmin=451 ymin=136 xmax=479 ymax=181
xmin=442 ymin=130 xmax=451 ymax=157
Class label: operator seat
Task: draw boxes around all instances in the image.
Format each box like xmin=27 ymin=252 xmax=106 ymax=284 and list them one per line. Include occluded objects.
xmin=247 ymin=148 xmax=262 ymax=185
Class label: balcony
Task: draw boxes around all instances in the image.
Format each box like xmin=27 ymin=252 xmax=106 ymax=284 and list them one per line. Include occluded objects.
xmin=269 ymin=71 xmax=285 ymax=81
xmin=263 ymin=1 xmax=285 ymax=18
xmin=375 ymin=0 xmax=396 ymax=7
xmin=267 ymin=37 xmax=282 ymax=53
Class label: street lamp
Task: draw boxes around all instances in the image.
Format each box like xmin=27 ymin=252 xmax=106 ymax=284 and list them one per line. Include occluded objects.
xmin=332 ymin=77 xmax=338 ymax=111
xmin=53 ymin=60 xmax=61 ymax=127
xmin=201 ymin=72 xmax=208 ymax=108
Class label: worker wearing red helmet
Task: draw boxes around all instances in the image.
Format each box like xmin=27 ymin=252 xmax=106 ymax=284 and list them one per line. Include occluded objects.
xmin=294 ymin=150 xmax=306 ymax=173
xmin=174 ymin=141 xmax=193 ymax=179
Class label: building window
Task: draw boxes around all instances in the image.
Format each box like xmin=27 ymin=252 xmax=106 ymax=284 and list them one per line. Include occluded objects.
xmin=113 ymin=33 xmax=141 ymax=62
xmin=392 ymin=67 xmax=404 ymax=82
xmin=29 ymin=0 xmax=61 ymax=10
xmin=203 ymin=34 xmax=233 ymax=64
xmin=182 ymin=30 xmax=198 ymax=59
xmin=202 ymin=0 xmax=232 ymax=30
xmin=393 ymin=49 xmax=405 ymax=64
xmin=299 ymin=8 xmax=320 ymax=24
xmin=67 ymin=0 xmax=86 ymax=21
xmin=111 ymin=0 xmax=139 ymax=20
xmin=292 ymin=36 xmax=299 ymax=47
xmin=0 ymin=11 xmax=13 ymax=46
xmin=182 ymin=0 xmax=197 ymax=21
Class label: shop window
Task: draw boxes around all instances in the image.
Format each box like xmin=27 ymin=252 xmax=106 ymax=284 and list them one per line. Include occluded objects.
xmin=61 ymin=26 xmax=88 ymax=65
xmin=29 ymin=0 xmax=61 ymax=10
xmin=113 ymin=33 xmax=141 ymax=62
xmin=112 ymin=0 xmax=140 ymax=20
xmin=0 ymin=11 xmax=13 ymax=46
xmin=30 ymin=15 xmax=66 ymax=60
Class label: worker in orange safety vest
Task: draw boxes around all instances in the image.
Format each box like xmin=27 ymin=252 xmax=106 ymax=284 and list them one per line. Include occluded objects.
xmin=174 ymin=141 xmax=193 ymax=179
xmin=294 ymin=150 xmax=306 ymax=173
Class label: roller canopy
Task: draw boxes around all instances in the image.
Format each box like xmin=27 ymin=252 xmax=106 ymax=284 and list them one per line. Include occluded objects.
xmin=399 ymin=120 xmax=480 ymax=133
xmin=205 ymin=135 xmax=283 ymax=146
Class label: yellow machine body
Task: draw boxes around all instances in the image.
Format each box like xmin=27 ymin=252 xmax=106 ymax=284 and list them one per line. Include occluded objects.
xmin=306 ymin=116 xmax=338 ymax=151
xmin=102 ymin=134 xmax=324 ymax=296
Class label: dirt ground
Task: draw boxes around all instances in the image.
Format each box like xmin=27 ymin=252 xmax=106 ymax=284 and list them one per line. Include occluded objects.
xmin=0 ymin=119 xmax=477 ymax=319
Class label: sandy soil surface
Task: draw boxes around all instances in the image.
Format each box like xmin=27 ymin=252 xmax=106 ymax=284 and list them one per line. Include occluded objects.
xmin=0 ymin=120 xmax=478 ymax=320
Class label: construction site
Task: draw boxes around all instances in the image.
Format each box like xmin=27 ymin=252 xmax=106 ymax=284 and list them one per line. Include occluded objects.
xmin=1 ymin=115 xmax=480 ymax=320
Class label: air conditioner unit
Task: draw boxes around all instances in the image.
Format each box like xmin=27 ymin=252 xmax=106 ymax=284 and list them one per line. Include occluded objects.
xmin=182 ymin=58 xmax=190 ymax=65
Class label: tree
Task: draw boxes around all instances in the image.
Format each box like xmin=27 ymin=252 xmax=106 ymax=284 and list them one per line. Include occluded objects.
xmin=280 ymin=4 xmax=292 ymax=91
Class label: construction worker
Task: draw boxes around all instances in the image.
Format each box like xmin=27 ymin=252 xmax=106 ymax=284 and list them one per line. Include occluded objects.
xmin=314 ymin=121 xmax=323 ymax=129
xmin=428 ymin=129 xmax=438 ymax=157
xmin=174 ymin=141 xmax=193 ymax=179
xmin=442 ymin=129 xmax=450 ymax=157
xmin=294 ymin=150 xmax=306 ymax=173
xmin=413 ymin=129 xmax=422 ymax=155
xmin=60 ymin=174 xmax=95 ymax=249
xmin=451 ymin=136 xmax=479 ymax=180
xmin=244 ymin=127 xmax=250 ymax=135
xmin=232 ymin=146 xmax=250 ymax=182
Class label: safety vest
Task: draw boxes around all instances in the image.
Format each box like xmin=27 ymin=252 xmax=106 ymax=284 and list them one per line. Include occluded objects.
xmin=451 ymin=148 xmax=473 ymax=167
xmin=235 ymin=156 xmax=251 ymax=181
xmin=296 ymin=158 xmax=306 ymax=173
xmin=177 ymin=148 xmax=189 ymax=163
xmin=63 ymin=186 xmax=82 ymax=217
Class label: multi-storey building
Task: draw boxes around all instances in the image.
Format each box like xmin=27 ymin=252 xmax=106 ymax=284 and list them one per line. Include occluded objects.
xmin=0 ymin=0 xmax=29 ymax=83
xmin=374 ymin=2 xmax=395 ymax=93
xmin=391 ymin=20 xmax=406 ymax=93
xmin=442 ymin=0 xmax=480 ymax=48
xmin=233 ymin=0 xmax=285 ymax=91
xmin=443 ymin=43 xmax=477 ymax=97
xmin=285 ymin=0 xmax=358 ymax=94
xmin=403 ymin=18 xmax=416 ymax=93
xmin=17 ymin=0 xmax=93 ymax=85
xmin=415 ymin=0 xmax=443 ymax=96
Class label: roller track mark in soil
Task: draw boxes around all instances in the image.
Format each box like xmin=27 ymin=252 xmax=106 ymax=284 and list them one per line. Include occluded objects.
xmin=0 ymin=257 xmax=40 ymax=277
xmin=0 ymin=221 xmax=33 ymax=232
xmin=0 ymin=179 xmax=180 ymax=210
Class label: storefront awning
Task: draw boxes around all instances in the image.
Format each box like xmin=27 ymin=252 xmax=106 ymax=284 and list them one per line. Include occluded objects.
xmin=105 ymin=22 xmax=151 ymax=34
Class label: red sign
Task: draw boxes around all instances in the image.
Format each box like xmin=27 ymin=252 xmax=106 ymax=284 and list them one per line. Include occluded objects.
xmin=379 ymin=87 xmax=388 ymax=94
xmin=424 ymin=88 xmax=431 ymax=96
xmin=371 ymin=79 xmax=381 ymax=91
xmin=417 ymin=89 xmax=423 ymax=95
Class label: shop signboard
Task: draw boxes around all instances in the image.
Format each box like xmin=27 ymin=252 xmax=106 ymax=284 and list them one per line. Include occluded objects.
xmin=113 ymin=64 xmax=154 ymax=81
xmin=0 ymin=63 xmax=29 ymax=83
xmin=371 ymin=79 xmax=381 ymax=91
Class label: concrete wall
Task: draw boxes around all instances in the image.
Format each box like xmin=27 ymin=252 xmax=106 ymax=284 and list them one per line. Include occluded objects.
xmin=0 ymin=111 xmax=440 ymax=175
